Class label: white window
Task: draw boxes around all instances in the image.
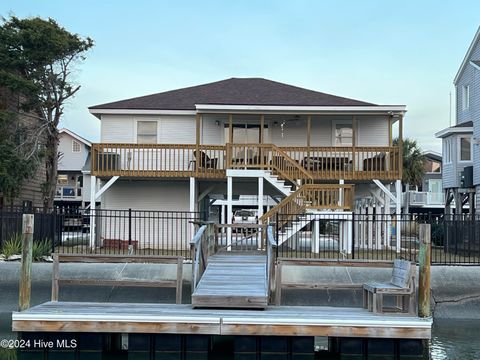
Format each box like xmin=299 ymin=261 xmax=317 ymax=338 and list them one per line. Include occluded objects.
xmin=72 ymin=140 xmax=81 ymax=153
xmin=332 ymin=121 xmax=353 ymax=146
xmin=459 ymin=136 xmax=472 ymax=161
xmin=137 ymin=121 xmax=157 ymax=144
xmin=444 ymin=138 xmax=451 ymax=164
xmin=462 ymin=85 xmax=470 ymax=110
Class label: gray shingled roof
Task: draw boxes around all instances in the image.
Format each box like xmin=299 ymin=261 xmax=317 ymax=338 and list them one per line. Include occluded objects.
xmin=90 ymin=78 xmax=376 ymax=110
xmin=454 ymin=121 xmax=473 ymax=128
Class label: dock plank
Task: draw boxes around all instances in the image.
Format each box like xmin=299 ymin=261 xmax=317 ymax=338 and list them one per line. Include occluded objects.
xmin=191 ymin=254 xmax=268 ymax=309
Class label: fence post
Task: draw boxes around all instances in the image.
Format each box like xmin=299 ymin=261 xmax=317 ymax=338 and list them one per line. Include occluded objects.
xmin=418 ymin=223 xmax=431 ymax=318
xmin=19 ymin=214 xmax=34 ymax=311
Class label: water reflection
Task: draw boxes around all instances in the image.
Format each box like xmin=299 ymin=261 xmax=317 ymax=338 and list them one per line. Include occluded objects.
xmin=431 ymin=319 xmax=480 ymax=360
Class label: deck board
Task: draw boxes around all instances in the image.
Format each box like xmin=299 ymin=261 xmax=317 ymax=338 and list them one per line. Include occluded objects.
xmin=191 ymin=254 xmax=268 ymax=308
xmin=12 ymin=301 xmax=432 ymax=339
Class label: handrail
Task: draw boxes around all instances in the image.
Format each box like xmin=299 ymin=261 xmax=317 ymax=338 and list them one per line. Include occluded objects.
xmin=259 ymin=184 xmax=355 ymax=231
xmin=190 ymin=225 xmax=207 ymax=292
xmin=266 ymin=225 xmax=277 ymax=304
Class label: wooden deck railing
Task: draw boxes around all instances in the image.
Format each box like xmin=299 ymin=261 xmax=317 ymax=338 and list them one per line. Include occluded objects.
xmin=259 ymin=184 xmax=354 ymax=227
xmin=91 ymin=143 xmax=400 ymax=181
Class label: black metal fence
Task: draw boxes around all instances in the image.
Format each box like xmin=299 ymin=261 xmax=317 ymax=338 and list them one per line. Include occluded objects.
xmin=1 ymin=206 xmax=479 ymax=265
xmin=0 ymin=207 xmax=202 ymax=260
xmin=275 ymin=212 xmax=480 ymax=265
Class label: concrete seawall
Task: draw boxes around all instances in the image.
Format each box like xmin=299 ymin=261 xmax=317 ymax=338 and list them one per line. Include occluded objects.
xmin=1 ymin=262 xmax=480 ymax=333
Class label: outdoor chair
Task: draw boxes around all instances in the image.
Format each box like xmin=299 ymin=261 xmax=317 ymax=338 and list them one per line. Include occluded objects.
xmin=190 ymin=150 xmax=218 ymax=169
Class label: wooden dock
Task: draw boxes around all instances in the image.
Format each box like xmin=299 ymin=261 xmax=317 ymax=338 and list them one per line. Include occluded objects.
xmin=12 ymin=302 xmax=432 ymax=339
xmin=191 ymin=253 xmax=268 ymax=309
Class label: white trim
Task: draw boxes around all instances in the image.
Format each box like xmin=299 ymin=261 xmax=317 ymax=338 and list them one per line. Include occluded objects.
xmin=59 ymin=128 xmax=91 ymax=147
xmin=454 ymin=26 xmax=480 ymax=84
xmin=89 ymin=109 xmax=196 ymax=118
xmin=470 ymin=60 xmax=480 ymax=72
xmin=458 ymin=135 xmax=473 ymax=163
xmin=373 ymin=180 xmax=397 ymax=203
xmin=195 ymin=104 xmax=407 ymax=114
xmin=135 ymin=118 xmax=159 ymax=144
xmin=95 ymin=176 xmax=120 ymax=201
xmin=435 ymin=126 xmax=473 ymax=138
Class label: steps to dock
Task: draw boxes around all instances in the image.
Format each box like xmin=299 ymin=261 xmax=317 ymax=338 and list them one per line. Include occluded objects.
xmin=191 ymin=254 xmax=268 ymax=309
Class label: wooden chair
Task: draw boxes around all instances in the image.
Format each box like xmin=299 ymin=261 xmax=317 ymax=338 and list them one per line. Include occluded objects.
xmin=191 ymin=150 xmax=218 ymax=169
xmin=362 ymin=259 xmax=417 ymax=315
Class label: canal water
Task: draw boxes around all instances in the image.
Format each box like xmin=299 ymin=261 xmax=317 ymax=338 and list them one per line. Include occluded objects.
xmin=1 ymin=319 xmax=479 ymax=359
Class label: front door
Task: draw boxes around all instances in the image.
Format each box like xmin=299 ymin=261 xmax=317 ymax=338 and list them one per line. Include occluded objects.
xmin=428 ymin=179 xmax=442 ymax=204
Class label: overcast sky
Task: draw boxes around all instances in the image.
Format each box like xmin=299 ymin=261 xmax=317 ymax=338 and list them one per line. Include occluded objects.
xmin=2 ymin=0 xmax=480 ymax=152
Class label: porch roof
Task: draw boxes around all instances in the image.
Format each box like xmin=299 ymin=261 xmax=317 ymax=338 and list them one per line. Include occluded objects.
xmin=89 ymin=78 xmax=404 ymax=114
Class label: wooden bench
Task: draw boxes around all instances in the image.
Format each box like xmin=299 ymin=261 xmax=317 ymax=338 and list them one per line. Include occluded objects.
xmin=274 ymin=258 xmax=394 ymax=306
xmin=51 ymin=254 xmax=184 ymax=304
xmin=362 ymin=259 xmax=416 ymax=315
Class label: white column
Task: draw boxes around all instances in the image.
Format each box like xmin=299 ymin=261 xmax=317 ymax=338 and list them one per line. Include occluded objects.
xmin=189 ymin=177 xmax=196 ymax=238
xmin=384 ymin=189 xmax=391 ymax=250
xmin=395 ymin=179 xmax=402 ymax=253
xmin=346 ymin=213 xmax=353 ymax=255
xmin=89 ymin=175 xmax=97 ymax=249
xmin=227 ymin=176 xmax=233 ymax=249
xmin=339 ymin=179 xmax=344 ymax=207
xmin=257 ymin=177 xmax=264 ymax=250
xmin=367 ymin=203 xmax=373 ymax=250
xmin=312 ymin=219 xmax=319 ymax=254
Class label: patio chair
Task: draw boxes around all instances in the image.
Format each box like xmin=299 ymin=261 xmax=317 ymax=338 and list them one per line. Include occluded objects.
xmin=191 ymin=150 xmax=218 ymax=169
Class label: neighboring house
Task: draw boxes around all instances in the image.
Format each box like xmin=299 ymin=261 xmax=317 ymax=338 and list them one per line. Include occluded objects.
xmin=403 ymin=150 xmax=444 ymax=213
xmin=0 ymin=87 xmax=46 ymax=210
xmin=436 ymin=26 xmax=480 ymax=214
xmin=55 ymin=128 xmax=92 ymax=208
xmin=87 ymin=77 xmax=406 ymax=249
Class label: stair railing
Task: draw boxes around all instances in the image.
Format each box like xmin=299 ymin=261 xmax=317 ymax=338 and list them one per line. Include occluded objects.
xmin=190 ymin=223 xmax=217 ymax=292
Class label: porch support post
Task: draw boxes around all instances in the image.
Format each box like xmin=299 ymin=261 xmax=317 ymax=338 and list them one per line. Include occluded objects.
xmin=221 ymin=205 xmax=226 ymax=234
xmin=260 ymin=114 xmax=264 ymax=143
xmin=352 ymin=116 xmax=357 ymax=172
xmin=311 ymin=218 xmax=319 ymax=254
xmin=339 ymin=179 xmax=344 ymax=207
xmin=195 ymin=114 xmax=200 ymax=176
xmin=395 ymin=179 xmax=402 ymax=253
xmin=367 ymin=201 xmax=373 ymax=250
xmin=227 ymin=176 xmax=233 ymax=250
xmin=228 ymin=114 xmax=233 ymax=143
xmin=89 ymin=175 xmax=97 ymax=249
xmin=388 ymin=115 xmax=393 ymax=146
xmin=384 ymin=186 xmax=391 ymax=249
xmin=190 ymin=177 xmax=196 ymax=237
xmin=398 ymin=114 xmax=404 ymax=180
xmin=258 ymin=176 xmax=264 ymax=249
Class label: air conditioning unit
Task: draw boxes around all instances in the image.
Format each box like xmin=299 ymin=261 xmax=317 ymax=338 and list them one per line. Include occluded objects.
xmin=99 ymin=152 xmax=120 ymax=171
xmin=460 ymin=166 xmax=473 ymax=188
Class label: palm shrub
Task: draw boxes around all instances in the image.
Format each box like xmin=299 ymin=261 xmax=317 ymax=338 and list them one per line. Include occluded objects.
xmin=1 ymin=233 xmax=22 ymax=258
xmin=32 ymin=239 xmax=52 ymax=261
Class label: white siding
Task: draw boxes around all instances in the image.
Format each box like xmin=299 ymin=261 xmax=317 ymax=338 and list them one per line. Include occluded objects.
xmin=100 ymin=180 xmax=192 ymax=250
xmin=202 ymin=114 xmax=226 ymax=145
xmin=357 ymin=116 xmax=389 ymax=146
xmin=270 ymin=119 xmax=308 ymax=146
xmin=157 ymin=115 xmax=196 ymax=144
xmin=58 ymin=133 xmax=89 ymax=171
xmin=101 ymin=115 xmax=135 ymax=143
xmin=310 ymin=118 xmax=332 ymax=146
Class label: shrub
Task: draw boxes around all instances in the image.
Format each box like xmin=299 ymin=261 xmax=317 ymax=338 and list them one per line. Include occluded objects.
xmin=1 ymin=234 xmax=22 ymax=258
xmin=32 ymin=239 xmax=52 ymax=261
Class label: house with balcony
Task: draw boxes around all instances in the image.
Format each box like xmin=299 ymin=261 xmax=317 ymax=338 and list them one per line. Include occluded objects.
xmin=88 ymin=78 xmax=406 ymax=250
xmin=55 ymin=128 xmax=91 ymax=208
xmin=402 ymin=150 xmax=444 ymax=213
xmin=436 ymin=26 xmax=480 ymax=215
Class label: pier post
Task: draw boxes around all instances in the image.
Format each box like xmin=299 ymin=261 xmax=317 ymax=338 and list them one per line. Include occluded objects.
xmin=418 ymin=223 xmax=431 ymax=318
xmin=19 ymin=214 xmax=34 ymax=311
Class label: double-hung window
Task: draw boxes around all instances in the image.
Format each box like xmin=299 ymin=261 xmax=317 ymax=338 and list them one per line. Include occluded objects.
xmin=459 ymin=136 xmax=472 ymax=161
xmin=137 ymin=121 xmax=157 ymax=144
xmin=333 ymin=121 xmax=353 ymax=146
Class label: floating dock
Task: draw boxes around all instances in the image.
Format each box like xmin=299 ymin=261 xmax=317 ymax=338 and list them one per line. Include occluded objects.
xmin=12 ymin=301 xmax=432 ymax=339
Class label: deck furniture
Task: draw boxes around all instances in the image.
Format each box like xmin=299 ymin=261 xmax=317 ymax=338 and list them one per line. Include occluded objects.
xmin=51 ymin=254 xmax=184 ymax=304
xmin=362 ymin=259 xmax=417 ymax=315
xmin=301 ymin=156 xmax=349 ymax=171
xmin=191 ymin=150 xmax=218 ymax=169
xmin=363 ymin=152 xmax=387 ymax=171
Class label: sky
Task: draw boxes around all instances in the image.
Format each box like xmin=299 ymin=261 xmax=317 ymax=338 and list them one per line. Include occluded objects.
xmin=1 ymin=0 xmax=479 ymax=153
